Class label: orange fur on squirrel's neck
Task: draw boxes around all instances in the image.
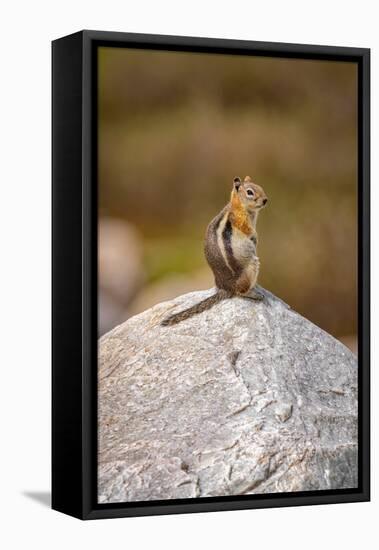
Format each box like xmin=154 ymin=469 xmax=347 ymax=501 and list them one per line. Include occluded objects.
xmin=230 ymin=191 xmax=256 ymax=235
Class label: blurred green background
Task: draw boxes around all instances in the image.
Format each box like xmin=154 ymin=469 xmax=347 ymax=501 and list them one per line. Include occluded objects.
xmin=98 ymin=46 xmax=357 ymax=352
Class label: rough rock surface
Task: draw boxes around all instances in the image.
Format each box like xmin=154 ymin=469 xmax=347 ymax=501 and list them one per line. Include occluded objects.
xmin=98 ymin=287 xmax=358 ymax=503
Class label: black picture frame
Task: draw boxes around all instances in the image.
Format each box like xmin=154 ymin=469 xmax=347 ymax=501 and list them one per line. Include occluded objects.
xmin=52 ymin=30 xmax=370 ymax=520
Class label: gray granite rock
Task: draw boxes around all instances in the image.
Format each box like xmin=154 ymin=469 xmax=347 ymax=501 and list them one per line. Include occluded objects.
xmin=98 ymin=287 xmax=358 ymax=503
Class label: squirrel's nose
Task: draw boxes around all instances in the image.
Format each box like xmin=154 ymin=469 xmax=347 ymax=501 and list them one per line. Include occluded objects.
xmin=263 ymin=198 xmax=268 ymax=205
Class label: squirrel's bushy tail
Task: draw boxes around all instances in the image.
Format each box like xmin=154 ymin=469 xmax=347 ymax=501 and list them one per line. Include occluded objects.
xmin=161 ymin=289 xmax=230 ymax=326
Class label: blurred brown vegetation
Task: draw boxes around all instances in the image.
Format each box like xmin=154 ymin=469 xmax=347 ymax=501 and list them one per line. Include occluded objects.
xmin=98 ymin=47 xmax=357 ymax=348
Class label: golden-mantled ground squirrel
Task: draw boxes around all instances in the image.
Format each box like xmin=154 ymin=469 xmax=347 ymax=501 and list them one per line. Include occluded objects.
xmin=161 ymin=176 xmax=268 ymax=326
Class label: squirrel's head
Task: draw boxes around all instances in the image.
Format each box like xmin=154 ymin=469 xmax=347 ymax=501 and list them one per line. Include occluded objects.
xmin=232 ymin=176 xmax=268 ymax=212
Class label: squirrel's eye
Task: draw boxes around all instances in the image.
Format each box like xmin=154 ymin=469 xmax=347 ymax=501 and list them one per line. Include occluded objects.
xmin=246 ymin=189 xmax=254 ymax=197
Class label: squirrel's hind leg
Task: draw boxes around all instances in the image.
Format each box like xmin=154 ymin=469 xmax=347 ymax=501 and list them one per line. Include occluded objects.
xmin=235 ymin=260 xmax=263 ymax=301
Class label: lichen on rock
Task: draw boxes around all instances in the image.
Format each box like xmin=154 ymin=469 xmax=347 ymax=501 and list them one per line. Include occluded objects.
xmin=98 ymin=286 xmax=358 ymax=503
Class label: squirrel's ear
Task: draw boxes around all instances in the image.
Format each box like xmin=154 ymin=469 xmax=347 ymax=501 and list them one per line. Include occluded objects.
xmin=244 ymin=176 xmax=252 ymax=182
xmin=233 ymin=177 xmax=241 ymax=190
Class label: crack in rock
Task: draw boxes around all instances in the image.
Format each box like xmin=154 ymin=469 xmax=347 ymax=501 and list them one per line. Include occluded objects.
xmin=275 ymin=402 xmax=293 ymax=423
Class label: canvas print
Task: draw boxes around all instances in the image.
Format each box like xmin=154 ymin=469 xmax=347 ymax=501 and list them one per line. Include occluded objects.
xmin=97 ymin=47 xmax=358 ymax=504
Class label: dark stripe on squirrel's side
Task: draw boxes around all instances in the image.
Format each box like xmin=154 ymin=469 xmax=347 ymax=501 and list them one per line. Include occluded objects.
xmin=222 ymin=218 xmax=242 ymax=276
